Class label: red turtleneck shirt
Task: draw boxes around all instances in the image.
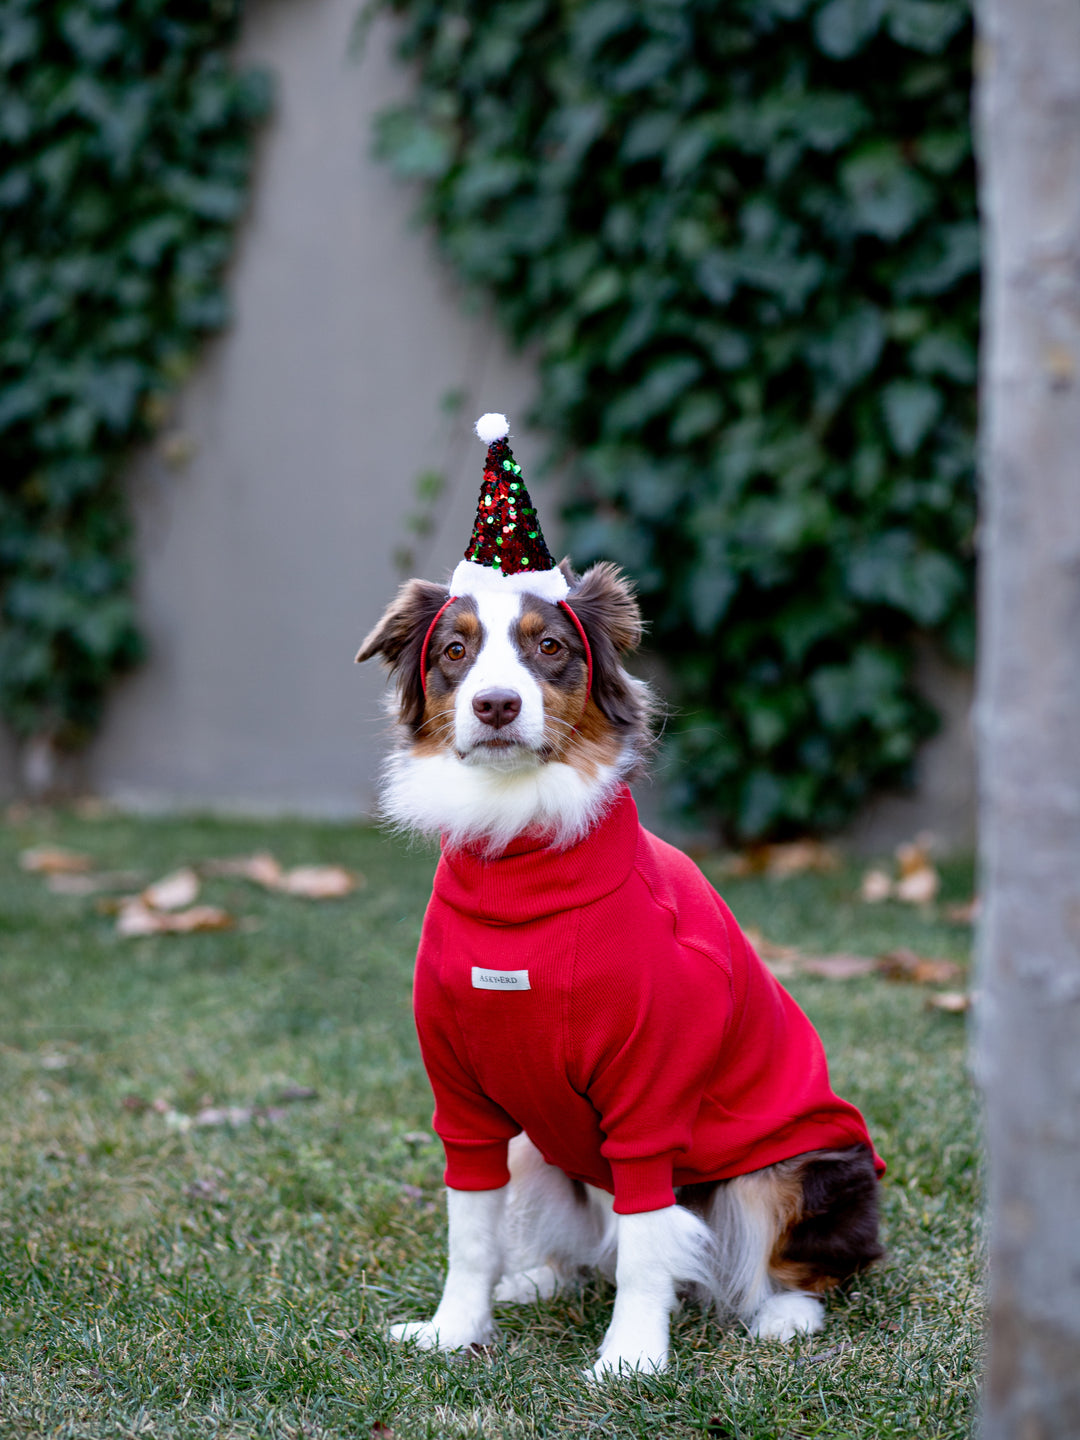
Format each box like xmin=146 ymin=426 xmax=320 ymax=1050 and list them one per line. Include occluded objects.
xmin=413 ymin=787 xmax=883 ymax=1214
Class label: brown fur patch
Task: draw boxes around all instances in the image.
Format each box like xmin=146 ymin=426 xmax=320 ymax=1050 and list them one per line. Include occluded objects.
xmin=767 ymin=1145 xmax=883 ymax=1292
xmin=556 ymin=697 xmax=626 ymax=776
xmin=410 ymin=597 xmax=482 ymax=756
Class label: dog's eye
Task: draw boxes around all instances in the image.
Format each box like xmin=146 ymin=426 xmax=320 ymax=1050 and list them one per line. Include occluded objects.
xmin=444 ymin=642 xmax=467 ymax=661
xmin=538 ymin=638 xmax=561 ymax=656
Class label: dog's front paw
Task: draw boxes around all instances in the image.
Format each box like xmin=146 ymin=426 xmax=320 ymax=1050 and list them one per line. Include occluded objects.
xmin=749 ymin=1291 xmax=825 ymax=1342
xmin=388 ymin=1320 xmax=444 ymax=1350
xmin=388 ymin=1308 xmax=494 ymax=1352
xmin=587 ymin=1319 xmax=669 ymax=1381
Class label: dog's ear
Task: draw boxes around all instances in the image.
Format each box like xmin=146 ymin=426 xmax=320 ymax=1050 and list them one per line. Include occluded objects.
xmin=355 ymin=578 xmax=448 ymax=728
xmin=567 ymin=562 xmax=646 ymax=727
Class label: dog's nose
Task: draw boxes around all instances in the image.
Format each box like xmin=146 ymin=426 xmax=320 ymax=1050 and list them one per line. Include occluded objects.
xmin=472 ymin=689 xmax=522 ymax=730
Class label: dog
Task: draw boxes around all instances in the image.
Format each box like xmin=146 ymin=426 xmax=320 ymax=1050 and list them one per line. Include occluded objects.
xmin=355 ymin=418 xmax=883 ymax=1378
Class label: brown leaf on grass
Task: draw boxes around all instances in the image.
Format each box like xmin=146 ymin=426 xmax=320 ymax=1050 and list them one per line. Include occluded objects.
xmin=276 ymin=864 xmax=358 ymax=899
xmin=116 ymin=900 xmax=234 ymax=938
xmin=200 ymin=853 xmax=361 ymax=898
xmin=20 ymin=845 xmax=93 ymax=874
xmin=860 ymin=868 xmax=894 ymax=903
xmin=274 ymin=1084 xmax=318 ymax=1104
xmin=759 ymin=839 xmax=840 ymax=877
xmin=945 ymin=896 xmax=981 ymax=925
xmin=744 ymin=927 xmax=802 ymax=962
xmin=201 ymin=852 xmax=284 ymax=887
xmin=800 ymin=954 xmax=880 ymax=980
xmin=894 ymin=864 xmax=940 ymax=905
xmin=142 ymin=867 xmax=200 ymax=911
xmin=860 ymin=834 xmax=941 ymax=906
xmin=926 ymin=991 xmax=971 ymax=1014
xmin=878 ymin=948 xmax=962 ymax=985
xmin=720 ymin=839 xmax=840 ymax=879
xmin=893 ymin=834 xmax=940 ymax=904
xmin=895 ymin=834 xmax=935 ymax=876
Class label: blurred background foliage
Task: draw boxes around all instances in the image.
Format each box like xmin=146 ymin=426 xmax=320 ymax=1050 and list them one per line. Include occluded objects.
xmin=373 ymin=0 xmax=978 ymax=840
xmin=0 ymin=0 xmax=269 ymax=753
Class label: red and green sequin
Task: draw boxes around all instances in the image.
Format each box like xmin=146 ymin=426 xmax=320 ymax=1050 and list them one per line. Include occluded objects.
xmin=464 ymin=437 xmax=555 ymax=576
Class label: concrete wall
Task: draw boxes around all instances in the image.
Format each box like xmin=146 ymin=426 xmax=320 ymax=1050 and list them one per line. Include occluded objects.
xmin=86 ymin=0 xmax=545 ymax=817
xmin=0 ymin=0 xmax=976 ymax=849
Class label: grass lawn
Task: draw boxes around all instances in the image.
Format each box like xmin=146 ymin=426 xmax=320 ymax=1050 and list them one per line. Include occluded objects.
xmin=0 ymin=806 xmax=982 ymax=1439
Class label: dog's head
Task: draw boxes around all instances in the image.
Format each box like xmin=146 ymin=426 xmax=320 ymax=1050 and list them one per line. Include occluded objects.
xmin=356 ymin=560 xmax=653 ymax=851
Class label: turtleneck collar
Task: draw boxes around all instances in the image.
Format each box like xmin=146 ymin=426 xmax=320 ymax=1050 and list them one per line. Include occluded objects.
xmin=434 ymin=786 xmax=641 ymax=924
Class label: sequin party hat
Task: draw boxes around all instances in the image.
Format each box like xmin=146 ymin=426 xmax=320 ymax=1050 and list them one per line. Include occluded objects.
xmin=448 ymin=414 xmax=570 ymax=602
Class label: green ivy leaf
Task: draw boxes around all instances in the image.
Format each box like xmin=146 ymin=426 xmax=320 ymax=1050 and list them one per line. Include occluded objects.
xmin=886 ymin=0 xmax=968 ymax=53
xmin=814 ymin=0 xmax=887 ymax=59
xmin=841 ymin=143 xmax=933 ymax=240
xmin=881 ymin=378 xmax=943 ymax=455
xmin=846 ymin=530 xmax=965 ymax=623
xmin=375 ymin=106 xmax=455 ymax=178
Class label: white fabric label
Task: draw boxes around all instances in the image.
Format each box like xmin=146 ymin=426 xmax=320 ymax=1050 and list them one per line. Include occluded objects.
xmin=471 ymin=967 xmax=531 ymax=992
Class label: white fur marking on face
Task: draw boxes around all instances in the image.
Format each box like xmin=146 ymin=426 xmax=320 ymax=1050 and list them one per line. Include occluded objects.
xmin=454 ymin=591 xmax=546 ymax=756
xmin=380 ymin=749 xmax=625 ymax=855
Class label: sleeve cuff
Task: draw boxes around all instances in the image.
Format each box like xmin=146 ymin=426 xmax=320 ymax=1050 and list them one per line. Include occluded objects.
xmin=441 ymin=1135 xmax=514 ymax=1191
xmin=608 ymin=1154 xmax=677 ymax=1214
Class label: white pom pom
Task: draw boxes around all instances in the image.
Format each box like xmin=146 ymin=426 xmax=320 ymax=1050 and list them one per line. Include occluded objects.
xmin=474 ymin=412 xmax=510 ymax=444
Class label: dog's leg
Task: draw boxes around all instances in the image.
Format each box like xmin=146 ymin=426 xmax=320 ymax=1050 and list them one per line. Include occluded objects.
xmin=389 ymin=1185 xmax=506 ymax=1351
xmin=589 ymin=1204 xmax=714 ymax=1380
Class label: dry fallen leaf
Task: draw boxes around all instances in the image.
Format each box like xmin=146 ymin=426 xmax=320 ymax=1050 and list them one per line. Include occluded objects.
xmin=200 ymin=853 xmax=360 ymax=898
xmin=20 ymin=846 xmax=93 ymax=875
xmin=878 ymin=948 xmax=962 ymax=985
xmin=758 ymin=839 xmax=840 ymax=877
xmin=276 ymin=864 xmax=357 ymax=899
xmin=142 ymin=867 xmax=200 ymax=911
xmin=945 ymin=896 xmax=981 ymax=925
xmin=201 ymin=852 xmax=284 ymax=887
xmin=895 ymin=832 xmax=936 ymax=875
xmin=721 ymin=840 xmax=839 ymax=879
xmin=744 ymin=927 xmax=802 ymax=963
xmin=894 ymin=864 xmax=940 ymax=905
xmin=860 ymin=868 xmax=894 ymax=903
xmin=800 ymin=954 xmax=879 ymax=980
xmin=926 ymin=991 xmax=971 ymax=1014
xmin=116 ymin=900 xmax=233 ymax=938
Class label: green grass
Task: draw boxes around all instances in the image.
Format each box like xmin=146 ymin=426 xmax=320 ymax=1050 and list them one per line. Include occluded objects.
xmin=0 ymin=808 xmax=982 ymax=1439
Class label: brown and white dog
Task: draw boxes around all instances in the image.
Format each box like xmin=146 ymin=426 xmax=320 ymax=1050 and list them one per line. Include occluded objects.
xmin=356 ymin=429 xmax=882 ymax=1378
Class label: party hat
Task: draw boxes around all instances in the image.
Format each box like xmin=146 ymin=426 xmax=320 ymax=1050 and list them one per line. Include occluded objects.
xmin=448 ymin=414 xmax=569 ymax=602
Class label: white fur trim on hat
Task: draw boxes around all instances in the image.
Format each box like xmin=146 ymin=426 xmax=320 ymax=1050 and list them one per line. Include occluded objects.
xmin=474 ymin=412 xmax=511 ymax=444
xmin=449 ymin=558 xmax=569 ymax=602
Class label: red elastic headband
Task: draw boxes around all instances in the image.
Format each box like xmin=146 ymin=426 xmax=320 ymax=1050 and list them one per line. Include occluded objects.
xmin=419 ymin=594 xmax=594 ymax=717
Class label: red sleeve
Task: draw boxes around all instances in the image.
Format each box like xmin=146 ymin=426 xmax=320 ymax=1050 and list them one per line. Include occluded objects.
xmin=413 ymin=932 xmax=521 ymax=1192
xmin=570 ymin=878 xmax=735 ymax=1214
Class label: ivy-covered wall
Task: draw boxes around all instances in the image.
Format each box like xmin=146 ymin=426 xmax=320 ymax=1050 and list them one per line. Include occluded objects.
xmin=0 ymin=0 xmax=269 ymax=758
xmin=374 ymin=0 xmax=978 ymax=839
